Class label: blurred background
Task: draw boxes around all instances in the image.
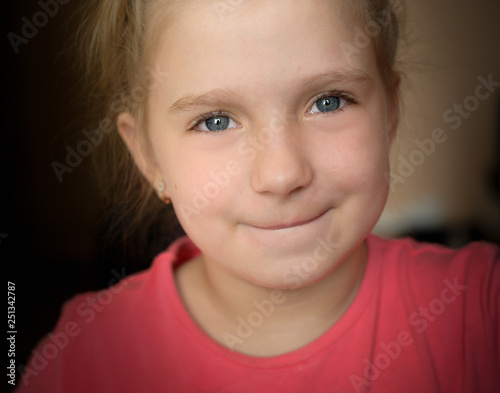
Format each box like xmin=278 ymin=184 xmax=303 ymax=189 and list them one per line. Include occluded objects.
xmin=3 ymin=0 xmax=500 ymax=390
xmin=373 ymin=0 xmax=500 ymax=246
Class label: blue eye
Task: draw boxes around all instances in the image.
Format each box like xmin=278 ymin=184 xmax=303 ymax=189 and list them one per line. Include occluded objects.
xmin=193 ymin=114 xmax=239 ymax=132
xmin=312 ymin=96 xmax=341 ymax=113
xmin=206 ymin=116 xmax=229 ymax=131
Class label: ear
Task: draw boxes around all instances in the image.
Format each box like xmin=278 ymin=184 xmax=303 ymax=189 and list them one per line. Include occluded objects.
xmin=116 ymin=112 xmax=166 ymax=192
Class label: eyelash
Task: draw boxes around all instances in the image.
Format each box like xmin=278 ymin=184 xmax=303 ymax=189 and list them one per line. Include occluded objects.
xmin=306 ymin=90 xmax=357 ymax=116
xmin=189 ymin=110 xmax=235 ymax=133
xmin=188 ymin=90 xmax=357 ymax=132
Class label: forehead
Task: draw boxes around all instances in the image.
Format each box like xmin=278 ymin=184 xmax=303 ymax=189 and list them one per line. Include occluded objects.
xmin=151 ymin=0 xmax=377 ymax=99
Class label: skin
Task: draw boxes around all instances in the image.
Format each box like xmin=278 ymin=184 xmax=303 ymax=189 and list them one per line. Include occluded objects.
xmin=118 ymin=0 xmax=398 ymax=356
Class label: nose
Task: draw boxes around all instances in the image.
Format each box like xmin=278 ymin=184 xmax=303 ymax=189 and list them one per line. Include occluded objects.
xmin=250 ymin=122 xmax=313 ymax=197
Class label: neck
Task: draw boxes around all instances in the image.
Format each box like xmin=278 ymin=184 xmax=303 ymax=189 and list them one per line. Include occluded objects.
xmin=175 ymin=241 xmax=367 ymax=357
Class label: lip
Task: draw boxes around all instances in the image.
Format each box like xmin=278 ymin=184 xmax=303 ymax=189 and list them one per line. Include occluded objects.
xmin=249 ymin=209 xmax=329 ymax=230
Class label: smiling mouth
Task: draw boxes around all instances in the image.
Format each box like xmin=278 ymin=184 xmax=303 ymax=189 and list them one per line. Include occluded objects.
xmin=250 ymin=210 xmax=329 ymax=230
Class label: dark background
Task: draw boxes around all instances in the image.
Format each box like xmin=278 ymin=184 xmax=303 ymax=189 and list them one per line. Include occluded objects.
xmin=3 ymin=1 xmax=500 ymax=391
xmin=3 ymin=2 xmax=150 ymax=389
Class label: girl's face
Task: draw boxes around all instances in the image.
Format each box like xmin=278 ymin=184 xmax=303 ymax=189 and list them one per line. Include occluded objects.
xmin=124 ymin=0 xmax=397 ymax=288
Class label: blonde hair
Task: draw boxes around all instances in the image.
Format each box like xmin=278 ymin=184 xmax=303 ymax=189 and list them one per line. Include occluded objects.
xmin=74 ymin=0 xmax=402 ymax=262
xmin=346 ymin=0 xmax=402 ymax=100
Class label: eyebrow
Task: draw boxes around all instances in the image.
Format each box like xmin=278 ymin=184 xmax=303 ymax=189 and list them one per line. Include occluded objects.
xmin=167 ymin=67 xmax=371 ymax=114
xmin=300 ymin=68 xmax=371 ymax=90
xmin=168 ymin=88 xmax=247 ymax=115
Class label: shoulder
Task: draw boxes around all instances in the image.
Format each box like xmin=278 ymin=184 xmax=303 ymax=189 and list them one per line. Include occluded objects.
xmin=57 ymin=236 xmax=199 ymax=330
xmin=366 ymin=233 xmax=499 ymax=308
xmin=367 ymin=233 xmax=499 ymax=319
xmin=16 ymin=237 xmax=200 ymax=391
xmin=360 ymin=235 xmax=500 ymax=391
xmin=368 ymin=233 xmax=499 ymax=274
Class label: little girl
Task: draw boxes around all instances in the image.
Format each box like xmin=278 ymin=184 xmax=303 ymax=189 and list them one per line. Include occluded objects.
xmin=15 ymin=0 xmax=499 ymax=392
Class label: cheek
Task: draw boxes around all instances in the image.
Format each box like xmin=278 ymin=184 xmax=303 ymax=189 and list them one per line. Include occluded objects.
xmin=349 ymin=130 xmax=390 ymax=186
xmin=157 ymin=138 xmax=242 ymax=221
xmin=312 ymin=112 xmax=390 ymax=195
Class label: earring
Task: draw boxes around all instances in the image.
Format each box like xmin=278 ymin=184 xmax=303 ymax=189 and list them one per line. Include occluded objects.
xmin=156 ymin=181 xmax=171 ymax=205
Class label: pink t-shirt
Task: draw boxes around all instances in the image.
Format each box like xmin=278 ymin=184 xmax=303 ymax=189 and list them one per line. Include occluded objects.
xmin=15 ymin=235 xmax=500 ymax=392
